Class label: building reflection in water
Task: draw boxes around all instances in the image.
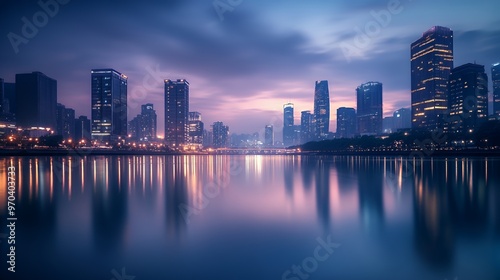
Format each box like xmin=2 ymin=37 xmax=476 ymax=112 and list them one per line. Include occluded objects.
xmin=315 ymin=157 xmax=330 ymax=230
xmin=356 ymin=157 xmax=385 ymax=233
xmin=164 ymin=156 xmax=189 ymax=238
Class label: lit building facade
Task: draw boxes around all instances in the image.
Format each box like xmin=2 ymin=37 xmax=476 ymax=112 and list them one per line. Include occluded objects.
xmin=56 ymin=103 xmax=75 ymax=139
xmin=447 ymin=63 xmax=488 ymax=135
xmin=336 ymin=107 xmax=356 ymax=138
xmin=264 ymin=125 xmax=274 ymax=147
xmin=165 ymin=79 xmax=189 ymax=147
xmin=188 ymin=111 xmax=204 ymax=147
xmin=300 ymin=110 xmax=314 ymax=144
xmin=357 ymin=82 xmax=383 ymax=135
xmin=213 ymin=121 xmax=229 ymax=148
xmin=15 ymin=71 xmax=57 ymax=129
xmin=411 ymin=26 xmax=454 ymax=130
xmin=492 ymin=63 xmax=500 ymax=118
xmin=283 ymin=103 xmax=294 ymax=146
xmin=129 ymin=103 xmax=157 ymax=141
xmin=314 ymin=80 xmax=330 ymax=140
xmin=91 ymin=69 xmax=128 ymax=141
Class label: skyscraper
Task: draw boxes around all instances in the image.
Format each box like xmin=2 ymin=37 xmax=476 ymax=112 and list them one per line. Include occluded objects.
xmin=283 ymin=103 xmax=294 ymax=146
xmin=15 ymin=71 xmax=57 ymax=129
xmin=165 ymin=79 xmax=189 ymax=147
xmin=300 ymin=110 xmax=313 ymax=144
xmin=447 ymin=63 xmax=488 ymax=134
xmin=56 ymin=103 xmax=75 ymax=139
xmin=129 ymin=104 xmax=158 ymax=141
xmin=213 ymin=121 xmax=229 ymax=148
xmin=314 ymin=80 xmax=330 ymax=140
xmin=91 ymin=69 xmax=128 ymax=141
xmin=336 ymin=107 xmax=356 ymax=138
xmin=74 ymin=116 xmax=91 ymax=142
xmin=3 ymin=82 xmax=15 ymax=119
xmin=411 ymin=26 xmax=454 ymax=130
xmin=264 ymin=125 xmax=274 ymax=147
xmin=357 ymin=82 xmax=383 ymax=135
xmin=188 ymin=112 xmax=204 ymax=147
xmin=492 ymin=63 xmax=500 ymax=118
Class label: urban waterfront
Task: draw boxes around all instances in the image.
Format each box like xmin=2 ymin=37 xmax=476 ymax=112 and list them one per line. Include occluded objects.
xmin=0 ymin=155 xmax=499 ymax=280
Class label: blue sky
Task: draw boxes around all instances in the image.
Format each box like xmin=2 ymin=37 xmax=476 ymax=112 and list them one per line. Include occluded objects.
xmin=1 ymin=0 xmax=499 ymax=135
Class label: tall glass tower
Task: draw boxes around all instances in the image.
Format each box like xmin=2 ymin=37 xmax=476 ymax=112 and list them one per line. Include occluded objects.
xmin=91 ymin=69 xmax=128 ymax=141
xmin=357 ymin=82 xmax=383 ymax=135
xmin=337 ymin=107 xmax=357 ymax=138
xmin=492 ymin=63 xmax=500 ymax=118
xmin=283 ymin=103 xmax=294 ymax=146
xmin=314 ymin=80 xmax=330 ymax=140
xmin=411 ymin=26 xmax=454 ymax=131
xmin=165 ymin=79 xmax=189 ymax=147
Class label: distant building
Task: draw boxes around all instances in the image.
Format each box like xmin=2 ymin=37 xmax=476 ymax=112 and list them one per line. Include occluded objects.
xmin=336 ymin=107 xmax=356 ymax=138
xmin=314 ymin=80 xmax=330 ymax=140
xmin=74 ymin=116 xmax=91 ymax=142
xmin=15 ymin=71 xmax=57 ymax=129
xmin=393 ymin=108 xmax=411 ymax=131
xmin=447 ymin=63 xmax=488 ymax=134
xmin=357 ymin=82 xmax=383 ymax=135
xmin=165 ymin=79 xmax=189 ymax=147
xmin=283 ymin=103 xmax=294 ymax=146
xmin=188 ymin=111 xmax=204 ymax=147
xmin=0 ymin=78 xmax=4 ymax=116
xmin=300 ymin=110 xmax=314 ymax=144
xmin=203 ymin=129 xmax=213 ymax=147
xmin=56 ymin=103 xmax=75 ymax=139
xmin=91 ymin=69 xmax=128 ymax=141
xmin=2 ymin=82 xmax=15 ymax=121
xmin=213 ymin=121 xmax=229 ymax=148
xmin=492 ymin=63 xmax=500 ymax=118
xmin=264 ymin=125 xmax=274 ymax=147
xmin=129 ymin=104 xmax=157 ymax=142
xmin=293 ymin=125 xmax=301 ymax=145
xmin=383 ymin=117 xmax=394 ymax=134
xmin=411 ymin=26 xmax=454 ymax=130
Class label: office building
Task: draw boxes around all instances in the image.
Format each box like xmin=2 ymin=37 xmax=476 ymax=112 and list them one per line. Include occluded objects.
xmin=357 ymin=82 xmax=383 ymax=135
xmin=75 ymin=116 xmax=91 ymax=142
xmin=492 ymin=63 xmax=500 ymax=118
xmin=15 ymin=71 xmax=57 ymax=129
xmin=283 ymin=103 xmax=294 ymax=146
xmin=165 ymin=79 xmax=189 ymax=147
xmin=129 ymin=103 xmax=157 ymax=141
xmin=188 ymin=111 xmax=204 ymax=147
xmin=91 ymin=69 xmax=128 ymax=141
xmin=56 ymin=103 xmax=75 ymax=139
xmin=411 ymin=26 xmax=454 ymax=130
xmin=314 ymin=80 xmax=330 ymax=140
xmin=337 ymin=107 xmax=357 ymax=138
xmin=300 ymin=110 xmax=314 ymax=144
xmin=393 ymin=108 xmax=411 ymax=131
xmin=447 ymin=63 xmax=488 ymax=134
xmin=264 ymin=125 xmax=274 ymax=147
xmin=213 ymin=121 xmax=229 ymax=148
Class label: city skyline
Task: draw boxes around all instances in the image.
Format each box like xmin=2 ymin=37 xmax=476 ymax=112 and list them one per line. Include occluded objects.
xmin=1 ymin=1 xmax=499 ymax=135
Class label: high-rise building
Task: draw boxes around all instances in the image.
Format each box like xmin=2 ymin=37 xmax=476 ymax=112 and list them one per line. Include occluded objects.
xmin=393 ymin=108 xmax=411 ymax=131
xmin=165 ymin=79 xmax=189 ymax=147
xmin=203 ymin=129 xmax=213 ymax=147
xmin=91 ymin=69 xmax=128 ymax=141
xmin=0 ymin=78 xmax=4 ymax=116
xmin=357 ymin=82 xmax=383 ymax=135
xmin=492 ymin=63 xmax=500 ymax=118
xmin=3 ymin=82 xmax=15 ymax=119
xmin=188 ymin=112 xmax=204 ymax=147
xmin=56 ymin=103 xmax=75 ymax=139
xmin=213 ymin=121 xmax=229 ymax=148
xmin=300 ymin=110 xmax=314 ymax=144
xmin=283 ymin=103 xmax=294 ymax=146
xmin=15 ymin=72 xmax=57 ymax=129
xmin=264 ymin=125 xmax=274 ymax=147
xmin=74 ymin=116 xmax=91 ymax=142
xmin=383 ymin=117 xmax=394 ymax=134
xmin=336 ymin=107 xmax=356 ymax=138
xmin=447 ymin=63 xmax=488 ymax=134
xmin=411 ymin=26 xmax=454 ymax=130
xmin=314 ymin=80 xmax=330 ymax=140
xmin=129 ymin=104 xmax=157 ymax=141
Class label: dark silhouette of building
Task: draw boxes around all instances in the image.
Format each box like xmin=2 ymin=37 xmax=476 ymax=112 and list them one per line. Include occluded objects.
xmin=0 ymin=78 xmax=4 ymax=116
xmin=165 ymin=79 xmax=189 ymax=148
xmin=15 ymin=71 xmax=57 ymax=129
xmin=492 ymin=63 xmax=500 ymax=119
xmin=411 ymin=26 xmax=454 ymax=131
xmin=1 ymin=81 xmax=16 ymax=121
xmin=447 ymin=63 xmax=488 ymax=134
xmin=283 ymin=103 xmax=294 ymax=146
xmin=129 ymin=104 xmax=157 ymax=142
xmin=188 ymin=112 xmax=203 ymax=147
xmin=56 ymin=103 xmax=75 ymax=139
xmin=212 ymin=121 xmax=229 ymax=148
xmin=91 ymin=69 xmax=128 ymax=141
xmin=264 ymin=125 xmax=274 ymax=147
xmin=314 ymin=80 xmax=330 ymax=140
xmin=357 ymin=82 xmax=383 ymax=135
xmin=74 ymin=115 xmax=91 ymax=142
xmin=300 ymin=110 xmax=313 ymax=144
xmin=336 ymin=107 xmax=356 ymax=138
xmin=393 ymin=108 xmax=411 ymax=131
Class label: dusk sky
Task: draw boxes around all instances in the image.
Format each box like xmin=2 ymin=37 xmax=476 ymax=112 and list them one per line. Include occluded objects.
xmin=1 ymin=0 xmax=499 ymax=136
